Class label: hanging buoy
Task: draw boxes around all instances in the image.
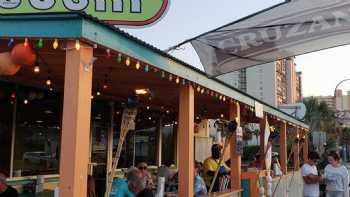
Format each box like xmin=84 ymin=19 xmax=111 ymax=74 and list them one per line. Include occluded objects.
xmin=11 ymin=43 xmax=36 ymax=66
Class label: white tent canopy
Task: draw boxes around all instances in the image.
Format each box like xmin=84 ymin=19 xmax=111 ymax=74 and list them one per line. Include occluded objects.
xmin=188 ymin=0 xmax=350 ymax=76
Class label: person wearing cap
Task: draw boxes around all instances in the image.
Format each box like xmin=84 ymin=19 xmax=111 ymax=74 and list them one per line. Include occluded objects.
xmin=0 ymin=173 xmax=18 ymax=197
xmin=203 ymin=144 xmax=230 ymax=191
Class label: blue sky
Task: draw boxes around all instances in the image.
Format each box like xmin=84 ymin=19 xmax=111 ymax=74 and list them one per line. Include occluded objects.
xmin=122 ymin=0 xmax=350 ymax=97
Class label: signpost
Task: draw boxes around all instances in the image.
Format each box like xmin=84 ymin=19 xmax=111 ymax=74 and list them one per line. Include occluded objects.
xmin=0 ymin=0 xmax=169 ymax=26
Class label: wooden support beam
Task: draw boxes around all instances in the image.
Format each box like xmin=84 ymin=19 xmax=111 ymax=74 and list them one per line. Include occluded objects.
xmin=279 ymin=121 xmax=288 ymax=175
xmin=230 ymin=102 xmax=241 ymax=191
xmin=178 ymin=85 xmax=194 ymax=197
xmin=59 ymin=41 xmax=93 ymax=197
xmin=259 ymin=115 xmax=267 ymax=169
xmin=293 ymin=128 xmax=300 ymax=170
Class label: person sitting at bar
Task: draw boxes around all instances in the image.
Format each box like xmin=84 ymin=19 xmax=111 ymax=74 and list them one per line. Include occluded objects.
xmin=137 ymin=162 xmax=154 ymax=189
xmin=110 ymin=169 xmax=134 ymax=197
xmin=203 ymin=144 xmax=230 ymax=192
xmin=0 ymin=173 xmax=18 ymax=197
xmin=158 ymin=160 xmax=174 ymax=192
xmin=127 ymin=168 xmax=154 ymax=197
xmin=158 ymin=160 xmax=174 ymax=184
xmin=194 ymin=161 xmax=207 ymax=197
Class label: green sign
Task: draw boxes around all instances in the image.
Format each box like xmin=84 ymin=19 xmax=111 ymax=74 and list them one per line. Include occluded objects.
xmin=0 ymin=0 xmax=169 ymax=26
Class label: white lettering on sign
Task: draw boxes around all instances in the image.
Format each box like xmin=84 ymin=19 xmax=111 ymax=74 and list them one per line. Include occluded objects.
xmin=63 ymin=0 xmax=88 ymax=11
xmin=0 ymin=0 xmax=143 ymax=13
xmin=0 ymin=0 xmax=20 ymax=8
xmin=29 ymin=0 xmax=55 ymax=10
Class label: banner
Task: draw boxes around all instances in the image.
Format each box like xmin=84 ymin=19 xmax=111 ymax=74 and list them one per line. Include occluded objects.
xmin=0 ymin=0 xmax=169 ymax=26
xmin=191 ymin=0 xmax=350 ymax=76
xmin=264 ymin=119 xmax=271 ymax=170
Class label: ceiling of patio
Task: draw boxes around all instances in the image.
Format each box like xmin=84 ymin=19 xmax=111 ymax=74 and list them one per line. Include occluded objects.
xmin=0 ymin=38 xmax=231 ymax=119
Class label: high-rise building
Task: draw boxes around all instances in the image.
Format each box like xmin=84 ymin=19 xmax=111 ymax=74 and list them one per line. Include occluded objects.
xmin=312 ymin=96 xmax=336 ymax=111
xmin=218 ymin=57 xmax=302 ymax=107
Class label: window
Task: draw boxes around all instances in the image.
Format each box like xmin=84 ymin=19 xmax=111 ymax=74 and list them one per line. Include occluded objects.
xmin=0 ymin=81 xmax=15 ymax=176
xmin=14 ymin=86 xmax=62 ymax=176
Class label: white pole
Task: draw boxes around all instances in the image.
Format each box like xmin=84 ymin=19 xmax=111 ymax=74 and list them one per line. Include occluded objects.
xmin=106 ymin=102 xmax=115 ymax=192
xmin=9 ymin=92 xmax=17 ymax=178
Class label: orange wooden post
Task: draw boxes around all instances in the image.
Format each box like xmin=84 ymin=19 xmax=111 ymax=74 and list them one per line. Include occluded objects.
xmin=303 ymin=129 xmax=309 ymax=163
xmin=59 ymin=41 xmax=93 ymax=197
xmin=259 ymin=115 xmax=267 ymax=169
xmin=230 ymin=102 xmax=241 ymax=190
xmin=178 ymin=85 xmax=194 ymax=197
xmin=279 ymin=121 xmax=287 ymax=175
xmin=293 ymin=128 xmax=300 ymax=170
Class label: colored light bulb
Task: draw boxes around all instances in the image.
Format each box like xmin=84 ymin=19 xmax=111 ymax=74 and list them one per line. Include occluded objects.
xmin=125 ymin=57 xmax=131 ymax=66
xmin=7 ymin=38 xmax=14 ymax=48
xmin=75 ymin=40 xmax=81 ymax=50
xmin=117 ymin=53 xmax=122 ymax=64
xmin=37 ymin=39 xmax=44 ymax=49
xmin=53 ymin=39 xmax=59 ymax=49
xmin=136 ymin=61 xmax=141 ymax=70
xmin=144 ymin=65 xmax=149 ymax=73
xmin=23 ymin=38 xmax=29 ymax=47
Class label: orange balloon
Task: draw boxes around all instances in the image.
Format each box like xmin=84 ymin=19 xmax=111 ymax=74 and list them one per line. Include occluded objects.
xmin=11 ymin=44 xmax=36 ymax=66
xmin=0 ymin=52 xmax=21 ymax=75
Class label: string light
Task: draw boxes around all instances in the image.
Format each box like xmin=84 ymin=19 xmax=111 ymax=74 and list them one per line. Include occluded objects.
xmin=34 ymin=65 xmax=40 ymax=73
xmin=23 ymin=38 xmax=29 ymax=47
xmin=37 ymin=39 xmax=44 ymax=49
xmin=176 ymin=77 xmax=180 ymax=84
xmin=46 ymin=78 xmax=52 ymax=86
xmin=161 ymin=71 xmax=166 ymax=78
xmin=93 ymin=43 xmax=98 ymax=49
xmin=182 ymin=79 xmax=186 ymax=85
xmin=196 ymin=86 xmax=201 ymax=92
xmin=144 ymin=65 xmax=149 ymax=73
xmin=220 ymin=114 xmax=224 ymax=118
xmin=96 ymin=91 xmax=101 ymax=96
xmin=126 ymin=57 xmax=131 ymax=66
xmin=106 ymin=49 xmax=111 ymax=57
xmin=201 ymin=88 xmax=205 ymax=94
xmin=91 ymin=95 xmax=94 ymax=99
xmin=223 ymin=96 xmax=226 ymax=102
xmin=75 ymin=40 xmax=81 ymax=50
xmin=169 ymin=74 xmax=173 ymax=81
xmin=146 ymin=106 xmax=150 ymax=110
xmin=53 ymin=39 xmax=59 ymax=49
xmin=117 ymin=53 xmax=122 ymax=64
xmin=24 ymin=99 xmax=29 ymax=104
xmin=7 ymin=38 xmax=14 ymax=48
xmin=136 ymin=61 xmax=141 ymax=70
xmin=49 ymin=88 xmax=53 ymax=91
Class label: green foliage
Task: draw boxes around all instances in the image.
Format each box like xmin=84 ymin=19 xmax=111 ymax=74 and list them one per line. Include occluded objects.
xmin=303 ymin=97 xmax=336 ymax=133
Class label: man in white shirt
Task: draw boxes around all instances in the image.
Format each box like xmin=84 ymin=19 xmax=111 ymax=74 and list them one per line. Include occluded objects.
xmin=301 ymin=151 xmax=323 ymax=197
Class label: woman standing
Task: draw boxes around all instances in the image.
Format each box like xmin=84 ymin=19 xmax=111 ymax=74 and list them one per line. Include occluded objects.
xmin=324 ymin=151 xmax=349 ymax=197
